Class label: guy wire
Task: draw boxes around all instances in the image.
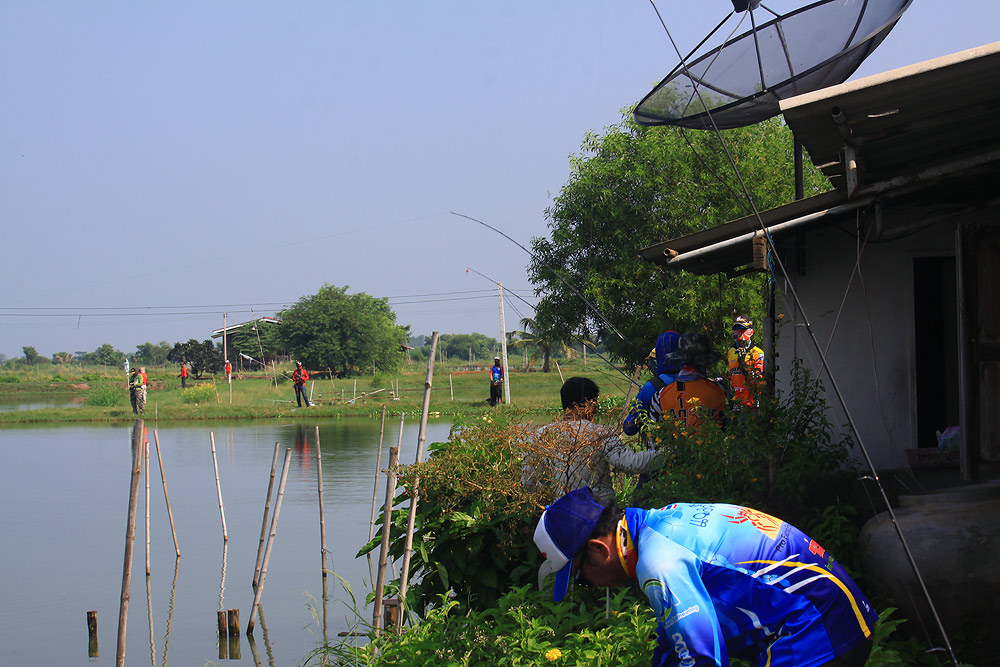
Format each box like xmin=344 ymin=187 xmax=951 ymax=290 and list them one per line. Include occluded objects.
xmin=645 ymin=2 xmax=959 ymax=663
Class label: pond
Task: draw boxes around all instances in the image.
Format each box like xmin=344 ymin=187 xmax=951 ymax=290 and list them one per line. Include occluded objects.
xmin=0 ymin=416 xmax=453 ymax=666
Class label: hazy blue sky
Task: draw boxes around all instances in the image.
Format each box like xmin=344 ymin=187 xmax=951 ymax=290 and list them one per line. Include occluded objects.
xmin=2 ymin=1 xmax=995 ymax=359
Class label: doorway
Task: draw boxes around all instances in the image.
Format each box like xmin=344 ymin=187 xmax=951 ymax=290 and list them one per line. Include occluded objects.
xmin=913 ymin=256 xmax=959 ymax=449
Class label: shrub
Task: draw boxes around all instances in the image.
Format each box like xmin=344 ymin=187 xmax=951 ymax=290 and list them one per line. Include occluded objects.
xmin=181 ymin=383 xmax=217 ymax=404
xmin=0 ymin=375 xmax=19 ymax=384
xmin=85 ymin=383 xmax=125 ymax=407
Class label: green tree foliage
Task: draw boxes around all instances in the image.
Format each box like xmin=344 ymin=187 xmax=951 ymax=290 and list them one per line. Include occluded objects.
xmin=510 ymin=316 xmax=566 ymax=372
xmin=228 ymin=320 xmax=282 ymax=365
xmin=437 ymin=332 xmax=499 ymax=363
xmin=51 ymin=352 xmax=74 ymax=365
xmin=277 ymin=284 xmax=407 ymax=375
xmin=22 ymin=346 xmax=40 ymax=365
xmin=84 ymin=343 xmax=127 ymax=368
xmin=133 ymin=341 xmax=172 ymax=366
xmin=166 ymin=339 xmax=223 ymax=378
xmin=530 ymin=114 xmax=831 ymax=365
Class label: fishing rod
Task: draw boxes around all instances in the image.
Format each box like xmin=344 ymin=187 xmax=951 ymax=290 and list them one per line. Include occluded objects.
xmin=465 ymin=265 xmax=640 ymax=389
xmin=451 ymin=211 xmax=648 ymax=366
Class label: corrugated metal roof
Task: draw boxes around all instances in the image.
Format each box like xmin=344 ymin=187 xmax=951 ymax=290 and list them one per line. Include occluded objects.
xmin=639 ymin=42 xmax=1000 ymax=275
xmin=780 ymin=42 xmax=1000 ymax=194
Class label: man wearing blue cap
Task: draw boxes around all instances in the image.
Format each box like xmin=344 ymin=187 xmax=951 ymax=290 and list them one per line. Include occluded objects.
xmin=533 ymin=487 xmax=876 ymax=667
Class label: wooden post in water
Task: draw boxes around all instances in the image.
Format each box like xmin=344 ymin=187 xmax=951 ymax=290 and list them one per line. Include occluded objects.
xmin=398 ymin=332 xmax=438 ymax=628
xmin=367 ymin=406 xmax=390 ymax=584
xmin=315 ymin=426 xmax=327 ymax=577
xmin=253 ymin=443 xmax=280 ymax=589
xmin=145 ymin=437 xmax=151 ymax=576
xmin=153 ymin=429 xmax=180 ymax=556
xmin=247 ymin=447 xmax=293 ymax=634
xmin=210 ymin=432 xmax=228 ymax=542
xmin=87 ymin=611 xmax=98 ymax=658
xmin=372 ymin=445 xmax=400 ymax=634
xmin=117 ymin=419 xmax=144 ymax=667
xmin=217 ymin=610 xmax=227 ymax=636
xmin=227 ymin=609 xmax=240 ymax=636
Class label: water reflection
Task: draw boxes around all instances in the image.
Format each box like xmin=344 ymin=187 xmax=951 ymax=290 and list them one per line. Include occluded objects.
xmin=0 ymin=417 xmax=452 ymax=665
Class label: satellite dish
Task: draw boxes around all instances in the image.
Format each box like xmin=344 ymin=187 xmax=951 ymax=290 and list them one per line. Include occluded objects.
xmin=634 ymin=0 xmax=913 ymax=129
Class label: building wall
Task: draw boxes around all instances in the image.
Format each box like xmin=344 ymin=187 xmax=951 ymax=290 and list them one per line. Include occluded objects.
xmin=774 ymin=214 xmax=964 ymax=470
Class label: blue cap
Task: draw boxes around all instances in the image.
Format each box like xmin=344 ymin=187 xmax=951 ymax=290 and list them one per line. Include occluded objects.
xmin=533 ymin=487 xmax=606 ymax=602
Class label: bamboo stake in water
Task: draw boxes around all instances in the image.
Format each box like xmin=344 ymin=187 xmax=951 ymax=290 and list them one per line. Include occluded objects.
xmin=367 ymin=406 xmax=390 ymax=584
xmin=117 ymin=420 xmax=145 ymax=667
xmin=146 ymin=572 xmax=156 ymax=666
xmin=153 ymin=429 xmax=180 ymax=556
xmin=145 ymin=434 xmax=151 ymax=577
xmin=253 ymin=443 xmax=280 ymax=590
xmin=398 ymin=332 xmax=438 ymax=628
xmin=210 ymin=432 xmax=228 ymax=542
xmin=372 ymin=445 xmax=400 ymax=634
xmin=247 ymin=447 xmax=293 ymax=634
xmin=315 ymin=426 xmax=327 ymax=577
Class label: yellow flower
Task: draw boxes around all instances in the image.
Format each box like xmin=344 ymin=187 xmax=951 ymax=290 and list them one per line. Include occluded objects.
xmin=696 ymin=473 xmax=703 ymax=479
xmin=545 ymin=648 xmax=563 ymax=661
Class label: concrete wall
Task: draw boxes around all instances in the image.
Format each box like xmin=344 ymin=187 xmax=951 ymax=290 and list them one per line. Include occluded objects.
xmin=773 ymin=214 xmax=964 ymax=470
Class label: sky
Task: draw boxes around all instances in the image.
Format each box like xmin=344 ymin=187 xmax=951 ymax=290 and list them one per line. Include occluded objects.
xmin=1 ymin=0 xmax=996 ymax=359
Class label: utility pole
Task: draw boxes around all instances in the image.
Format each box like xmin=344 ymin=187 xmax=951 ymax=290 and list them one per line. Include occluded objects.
xmin=498 ymin=283 xmax=510 ymax=404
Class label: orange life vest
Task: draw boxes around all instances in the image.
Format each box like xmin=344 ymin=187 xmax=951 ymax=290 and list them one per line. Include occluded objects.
xmin=657 ymin=376 xmax=726 ymax=428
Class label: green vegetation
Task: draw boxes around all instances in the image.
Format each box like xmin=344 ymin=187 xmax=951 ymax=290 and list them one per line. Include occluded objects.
xmin=530 ymin=115 xmax=832 ymax=365
xmin=278 ymin=284 xmax=408 ymax=375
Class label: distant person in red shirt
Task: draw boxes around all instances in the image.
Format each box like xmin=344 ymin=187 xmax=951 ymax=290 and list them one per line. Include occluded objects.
xmin=179 ymin=363 xmax=188 ymax=389
xmin=225 ymin=359 xmax=233 ymax=383
xmin=292 ymin=361 xmax=311 ymax=407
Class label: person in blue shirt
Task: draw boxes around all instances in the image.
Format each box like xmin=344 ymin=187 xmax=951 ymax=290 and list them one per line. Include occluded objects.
xmin=623 ymin=331 xmax=681 ymax=436
xmin=534 ymin=487 xmax=877 ymax=667
xmin=489 ymin=356 xmax=504 ymax=406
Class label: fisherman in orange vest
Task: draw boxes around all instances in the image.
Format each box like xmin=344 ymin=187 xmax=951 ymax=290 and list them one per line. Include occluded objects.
xmin=727 ymin=316 xmax=765 ymax=408
xmin=292 ymin=361 xmax=311 ymax=407
xmin=657 ymin=333 xmax=726 ymax=428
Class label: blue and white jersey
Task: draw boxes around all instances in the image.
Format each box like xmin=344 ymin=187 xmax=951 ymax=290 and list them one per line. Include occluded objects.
xmin=623 ymin=504 xmax=877 ymax=667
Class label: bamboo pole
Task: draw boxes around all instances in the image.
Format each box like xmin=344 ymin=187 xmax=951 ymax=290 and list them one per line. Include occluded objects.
xmin=315 ymin=426 xmax=327 ymax=577
xmin=162 ymin=556 xmax=179 ymax=664
xmin=555 ymin=360 xmax=564 ymax=384
xmin=145 ymin=434 xmax=151 ymax=577
xmin=367 ymin=406 xmax=390 ymax=584
xmin=449 ymin=373 xmax=453 ymax=400
xmin=219 ymin=540 xmax=228 ymax=626
xmin=87 ymin=611 xmax=98 ymax=658
xmin=247 ymin=447 xmax=293 ymax=634
xmin=153 ymin=429 xmax=180 ymax=556
xmin=372 ymin=445 xmax=400 ymax=634
xmin=397 ymin=332 xmax=439 ymax=628
xmin=210 ymin=432 xmax=228 ymax=542
xmin=253 ymin=443 xmax=280 ymax=589
xmin=117 ymin=420 xmax=144 ymax=667
xmin=309 ymin=379 xmax=315 ymax=403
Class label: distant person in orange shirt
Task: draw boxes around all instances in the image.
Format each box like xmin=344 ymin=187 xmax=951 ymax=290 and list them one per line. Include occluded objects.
xmin=179 ymin=362 xmax=188 ymax=389
xmin=225 ymin=359 xmax=233 ymax=383
xmin=657 ymin=333 xmax=726 ymax=428
xmin=292 ymin=361 xmax=311 ymax=407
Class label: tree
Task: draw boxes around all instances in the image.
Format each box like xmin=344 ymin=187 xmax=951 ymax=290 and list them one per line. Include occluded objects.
xmin=22 ymin=346 xmax=39 ymax=365
xmin=529 ymin=114 xmax=830 ymax=366
xmin=438 ymin=333 xmax=499 ymax=363
xmin=229 ymin=321 xmax=282 ymax=365
xmin=134 ymin=341 xmax=172 ymax=366
xmin=511 ymin=316 xmax=562 ymax=372
xmin=52 ymin=352 xmax=74 ymax=365
xmin=277 ymin=285 xmax=408 ymax=375
xmin=167 ymin=339 xmax=223 ymax=378
xmin=90 ymin=343 xmax=127 ymax=368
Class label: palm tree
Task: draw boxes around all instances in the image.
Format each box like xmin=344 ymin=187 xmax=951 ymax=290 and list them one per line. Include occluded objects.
xmin=512 ymin=317 xmax=559 ymax=372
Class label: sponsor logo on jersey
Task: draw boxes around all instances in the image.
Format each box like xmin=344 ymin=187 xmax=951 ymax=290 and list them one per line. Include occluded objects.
xmin=671 ymin=633 xmax=696 ymax=667
xmin=722 ymin=507 xmax=784 ymax=540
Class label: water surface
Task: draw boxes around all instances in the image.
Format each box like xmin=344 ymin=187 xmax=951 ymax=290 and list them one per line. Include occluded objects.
xmin=0 ymin=417 xmax=452 ymax=666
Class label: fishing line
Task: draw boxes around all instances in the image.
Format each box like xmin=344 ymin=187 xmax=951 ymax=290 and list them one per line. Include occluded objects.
xmin=646 ymin=2 xmax=959 ymax=663
xmin=450 ymin=211 xmax=648 ymax=359
xmin=465 ymin=265 xmax=638 ymax=388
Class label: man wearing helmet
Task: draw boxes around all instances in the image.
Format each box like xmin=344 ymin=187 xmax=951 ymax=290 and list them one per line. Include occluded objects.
xmin=727 ymin=317 xmax=765 ymax=408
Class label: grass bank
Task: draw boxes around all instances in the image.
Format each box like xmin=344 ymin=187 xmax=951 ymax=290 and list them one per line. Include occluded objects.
xmin=0 ymin=359 xmax=632 ymax=424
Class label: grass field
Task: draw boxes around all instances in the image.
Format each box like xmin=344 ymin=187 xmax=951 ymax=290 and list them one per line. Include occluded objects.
xmin=0 ymin=358 xmax=638 ymax=424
